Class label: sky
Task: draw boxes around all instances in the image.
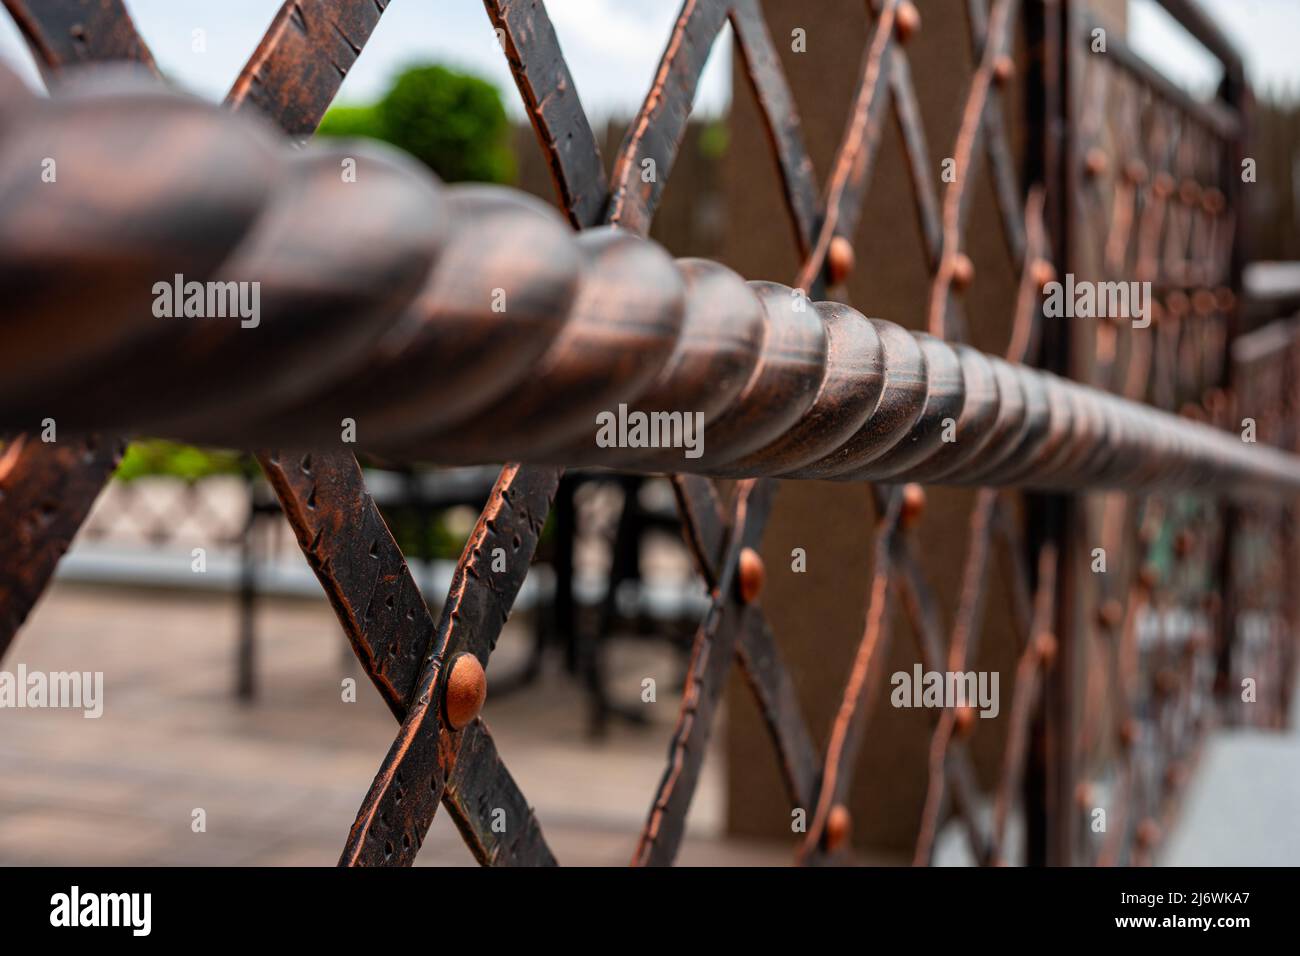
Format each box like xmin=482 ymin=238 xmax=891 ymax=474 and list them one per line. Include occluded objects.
xmin=0 ymin=1 xmax=1295 ymax=115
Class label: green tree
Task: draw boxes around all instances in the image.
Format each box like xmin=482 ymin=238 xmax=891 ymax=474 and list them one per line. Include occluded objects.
xmin=317 ymin=64 xmax=514 ymax=184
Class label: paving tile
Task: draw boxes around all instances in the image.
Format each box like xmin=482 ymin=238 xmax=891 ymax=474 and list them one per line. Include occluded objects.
xmin=1 ymin=582 xmax=747 ymax=866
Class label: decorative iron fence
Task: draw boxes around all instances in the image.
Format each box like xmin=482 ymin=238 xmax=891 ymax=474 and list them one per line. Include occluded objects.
xmin=0 ymin=0 xmax=1293 ymax=868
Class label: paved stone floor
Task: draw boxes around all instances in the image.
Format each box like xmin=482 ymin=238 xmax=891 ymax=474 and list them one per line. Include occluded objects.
xmin=5 ymin=579 xmax=1297 ymax=866
xmin=0 ymin=582 xmax=790 ymax=866
xmin=1160 ymin=724 xmax=1300 ymax=866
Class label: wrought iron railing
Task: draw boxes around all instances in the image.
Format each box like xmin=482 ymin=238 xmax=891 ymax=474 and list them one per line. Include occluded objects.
xmin=0 ymin=0 xmax=1291 ymax=867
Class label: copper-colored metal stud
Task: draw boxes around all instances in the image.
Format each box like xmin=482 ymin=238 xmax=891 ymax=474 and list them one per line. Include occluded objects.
xmin=738 ymin=547 xmax=765 ymax=604
xmin=1031 ymin=258 xmax=1056 ymax=291
xmin=1192 ymin=288 xmax=1216 ymax=316
xmin=1098 ymin=598 xmax=1123 ymax=630
xmin=953 ymin=705 xmax=976 ymax=738
xmin=1084 ymin=147 xmax=1108 ymax=178
xmin=992 ymin=55 xmax=1015 ymax=86
xmin=1152 ymin=171 xmax=1175 ymax=198
xmin=1135 ymin=818 xmax=1161 ymax=849
xmin=950 ymin=253 xmax=975 ymax=290
xmin=1165 ymin=290 xmax=1190 ymax=317
xmin=895 ymin=1 xmax=921 ymax=43
xmin=1202 ymin=187 xmax=1225 ymax=215
xmin=1214 ymin=286 xmax=1236 ymax=312
xmin=1035 ymin=631 xmax=1058 ymax=668
xmin=827 ymin=235 xmax=855 ymax=285
xmin=900 ymin=482 xmax=926 ymax=528
xmin=444 ymin=652 xmax=487 ymax=730
xmin=1124 ymin=158 xmax=1148 ymax=185
xmin=1075 ymin=782 xmax=1094 ymax=809
xmin=825 ymin=804 xmax=852 ymax=851
xmin=1179 ymin=178 xmax=1201 ymax=205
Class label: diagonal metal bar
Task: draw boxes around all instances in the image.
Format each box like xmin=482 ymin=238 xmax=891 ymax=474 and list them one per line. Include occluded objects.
xmin=226 ymin=0 xmax=392 ymax=139
xmin=925 ymin=0 xmax=1019 ymax=338
xmin=482 ymin=0 xmax=608 ymax=229
xmin=967 ymin=0 xmax=1028 ymax=262
xmin=259 ymin=450 xmax=433 ymax=717
xmin=728 ymin=0 xmax=820 ymax=256
xmin=0 ymin=435 xmax=122 ymax=660
xmin=605 ymin=0 xmax=731 ymax=236
xmin=887 ymin=53 xmax=943 ymax=270
xmin=633 ymin=478 xmax=774 ymax=865
xmin=444 ymin=719 xmax=556 ymax=865
xmin=989 ymin=542 xmax=1058 ymax=863
xmin=733 ymin=612 xmax=821 ymax=810
xmin=2 ymin=0 xmax=157 ymax=79
xmin=894 ymin=539 xmax=994 ymax=862
xmin=910 ymin=488 xmax=1000 ymax=864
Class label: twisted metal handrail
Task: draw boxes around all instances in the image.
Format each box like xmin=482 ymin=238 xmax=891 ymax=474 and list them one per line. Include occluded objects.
xmin=0 ymin=67 xmax=1295 ymax=499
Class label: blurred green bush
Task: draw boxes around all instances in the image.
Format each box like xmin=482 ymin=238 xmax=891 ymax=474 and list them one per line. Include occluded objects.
xmin=114 ymin=440 xmax=253 ymax=483
xmin=316 ymin=64 xmax=515 ymax=184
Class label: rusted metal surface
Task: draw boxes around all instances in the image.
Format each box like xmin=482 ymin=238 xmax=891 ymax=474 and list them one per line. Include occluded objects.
xmin=265 ymin=453 xmax=559 ymax=866
xmin=0 ymin=434 xmax=122 ymax=658
xmin=482 ymin=0 xmax=608 ymax=229
xmin=338 ymin=463 xmax=559 ymax=866
xmin=226 ymin=0 xmax=391 ymax=139
xmin=1 ymin=0 xmax=158 ymax=79
xmin=0 ymin=0 xmax=1289 ymax=872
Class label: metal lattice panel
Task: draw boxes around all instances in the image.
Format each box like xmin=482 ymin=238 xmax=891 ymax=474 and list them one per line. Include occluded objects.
xmin=0 ymin=0 xmax=1287 ymax=869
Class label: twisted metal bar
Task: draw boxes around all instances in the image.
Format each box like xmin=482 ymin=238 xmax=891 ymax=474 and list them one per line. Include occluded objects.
xmin=1 ymin=68 xmax=1295 ymax=499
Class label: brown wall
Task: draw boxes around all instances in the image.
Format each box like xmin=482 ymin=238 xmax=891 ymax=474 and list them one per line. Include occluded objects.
xmin=512 ymin=120 xmax=726 ymax=259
